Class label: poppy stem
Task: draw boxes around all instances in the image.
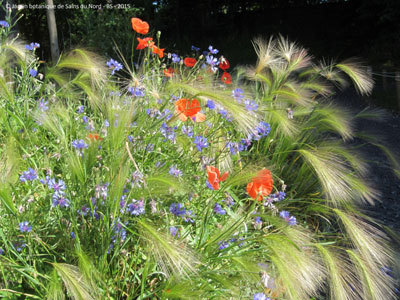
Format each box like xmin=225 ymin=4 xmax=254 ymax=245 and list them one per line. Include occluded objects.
xmin=130 ymin=32 xmax=136 ymax=69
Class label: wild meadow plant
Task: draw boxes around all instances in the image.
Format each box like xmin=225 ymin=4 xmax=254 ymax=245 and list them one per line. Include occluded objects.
xmin=0 ymin=15 xmax=399 ymax=300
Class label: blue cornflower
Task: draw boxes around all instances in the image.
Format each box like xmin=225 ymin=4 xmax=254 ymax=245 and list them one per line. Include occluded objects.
xmin=160 ymin=122 xmax=177 ymax=142
xmin=226 ymin=141 xmax=239 ymax=155
xmin=36 ymin=99 xmax=48 ymax=111
xmin=133 ymin=87 xmax=145 ymax=97
xmin=183 ymin=210 xmax=195 ymax=223
xmin=232 ymin=88 xmax=244 ymax=103
xmin=127 ymin=199 xmax=145 ymax=216
xmin=0 ymin=21 xmax=9 ymax=28
xmin=48 ymin=178 xmax=66 ymax=194
xmin=280 ymin=210 xmax=297 ymax=226
xmin=191 ymin=45 xmax=200 ymax=52
xmin=181 ymin=124 xmax=193 ymax=137
xmin=253 ymin=122 xmax=271 ymax=140
xmin=106 ymin=59 xmax=123 ymax=75
xmin=25 ymin=42 xmax=40 ymax=50
xmin=82 ymin=115 xmax=89 ymax=123
xmin=253 ymin=293 xmax=269 ymax=300
xmin=104 ymin=119 xmax=110 ymax=127
xmin=208 ymin=45 xmax=218 ymax=54
xmin=206 ymin=99 xmax=215 ymax=110
xmin=169 ymin=203 xmax=186 ymax=217
xmin=240 ymin=134 xmax=253 ymax=150
xmin=29 ymin=69 xmax=38 ymax=77
xmin=76 ymin=105 xmax=84 ymax=114
xmin=20 ymin=168 xmax=38 ymax=182
xmin=0 ymin=248 xmax=4 ymax=255
xmin=19 ymin=221 xmax=32 ymax=233
xmin=194 ymin=136 xmax=208 ymax=152
xmin=70 ymin=232 xmax=76 ymax=239
xmin=72 ymin=139 xmax=88 ymax=150
xmin=213 ymin=203 xmax=226 ymax=215
xmin=52 ymin=194 xmax=70 ymax=208
xmin=206 ymin=55 xmax=219 ymax=72
xmin=77 ymin=205 xmax=90 ymax=217
xmin=171 ymin=53 xmax=180 ymax=63
xmin=277 ymin=191 xmax=286 ymax=201
xmin=244 ymin=99 xmax=258 ymax=111
xmin=169 ymin=226 xmax=180 ymax=237
xmin=218 ymin=240 xmax=229 ymax=250
xmin=169 ymin=165 xmax=183 ymax=177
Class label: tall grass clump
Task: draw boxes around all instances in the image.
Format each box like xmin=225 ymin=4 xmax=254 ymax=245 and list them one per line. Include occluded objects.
xmin=0 ymin=13 xmax=398 ymax=300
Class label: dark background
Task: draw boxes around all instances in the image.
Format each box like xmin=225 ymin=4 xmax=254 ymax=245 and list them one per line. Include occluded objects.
xmin=2 ymin=0 xmax=400 ymax=109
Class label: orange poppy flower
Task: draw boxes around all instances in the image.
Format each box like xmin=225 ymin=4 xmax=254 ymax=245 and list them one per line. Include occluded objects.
xmin=207 ymin=166 xmax=229 ymax=190
xmin=151 ymin=45 xmax=165 ymax=58
xmin=163 ymin=67 xmax=174 ymax=78
xmin=221 ymin=72 xmax=232 ymax=84
xmin=87 ymin=133 xmax=103 ymax=141
xmin=136 ymin=37 xmax=154 ymax=50
xmin=184 ymin=57 xmax=197 ymax=68
xmin=246 ymin=169 xmax=273 ymax=201
xmin=219 ymin=56 xmax=230 ymax=70
xmin=131 ymin=17 xmax=149 ymax=35
xmin=174 ymin=98 xmax=205 ymax=122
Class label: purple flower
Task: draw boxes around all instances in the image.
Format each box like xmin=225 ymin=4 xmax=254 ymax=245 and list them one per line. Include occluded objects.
xmin=218 ymin=241 xmax=229 ymax=250
xmin=77 ymin=205 xmax=89 ymax=216
xmin=213 ymin=203 xmax=226 ymax=215
xmin=171 ymin=53 xmax=180 ymax=63
xmin=206 ymin=180 xmax=214 ymax=190
xmin=106 ymin=59 xmax=123 ymax=75
xmin=19 ymin=221 xmax=32 ymax=233
xmin=277 ymin=191 xmax=286 ymax=201
xmin=169 ymin=226 xmax=180 ymax=237
xmin=191 ymin=45 xmax=200 ymax=52
xmin=253 ymin=122 xmax=271 ymax=140
xmin=52 ymin=194 xmax=70 ymax=208
xmin=169 ymin=203 xmax=186 ymax=217
xmin=280 ymin=210 xmax=297 ymax=226
xmin=253 ymin=293 xmax=269 ymax=300
xmin=70 ymin=232 xmax=76 ymax=239
xmin=0 ymin=21 xmax=9 ymax=28
xmin=206 ymin=99 xmax=215 ymax=110
xmin=0 ymin=248 xmax=4 ymax=255
xmin=244 ymin=99 xmax=258 ymax=111
xmin=104 ymin=119 xmax=110 ymax=127
xmin=232 ymin=88 xmax=244 ymax=103
xmin=82 ymin=115 xmax=89 ymax=123
xmin=226 ymin=141 xmax=239 ymax=155
xmin=160 ymin=122 xmax=177 ymax=142
xmin=48 ymin=178 xmax=66 ymax=194
xmin=133 ymin=87 xmax=145 ymax=97
xmin=20 ymin=168 xmax=38 ymax=182
xmin=181 ymin=124 xmax=193 ymax=137
xmin=25 ymin=42 xmax=40 ymax=50
xmin=208 ymin=45 xmax=219 ymax=54
xmin=29 ymin=69 xmax=38 ymax=77
xmin=76 ymin=105 xmax=85 ymax=114
xmin=194 ymin=136 xmax=208 ymax=152
xmin=128 ymin=199 xmax=145 ymax=216
xmin=38 ymin=99 xmax=48 ymax=111
xmin=72 ymin=139 xmax=88 ymax=150
xmin=169 ymin=165 xmax=183 ymax=177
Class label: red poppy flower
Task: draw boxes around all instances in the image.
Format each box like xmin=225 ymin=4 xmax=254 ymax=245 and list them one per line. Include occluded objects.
xmin=207 ymin=166 xmax=229 ymax=190
xmin=151 ymin=45 xmax=165 ymax=58
xmin=221 ymin=72 xmax=232 ymax=84
xmin=163 ymin=67 xmax=174 ymax=78
xmin=136 ymin=37 xmax=154 ymax=50
xmin=131 ymin=17 xmax=149 ymax=35
xmin=174 ymin=98 xmax=205 ymax=122
xmin=219 ymin=56 xmax=230 ymax=70
xmin=184 ymin=57 xmax=197 ymax=68
xmin=246 ymin=169 xmax=273 ymax=201
xmin=87 ymin=133 xmax=103 ymax=141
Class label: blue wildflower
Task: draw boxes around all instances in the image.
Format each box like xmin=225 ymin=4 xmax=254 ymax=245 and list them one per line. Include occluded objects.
xmin=277 ymin=191 xmax=286 ymax=201
xmin=19 ymin=221 xmax=32 ymax=233
xmin=169 ymin=226 xmax=180 ymax=237
xmin=0 ymin=21 xmax=9 ymax=28
xmin=127 ymin=199 xmax=145 ymax=216
xmin=25 ymin=42 xmax=40 ymax=50
xmin=52 ymin=194 xmax=70 ymax=208
xmin=169 ymin=165 xmax=183 ymax=177
xmin=20 ymin=168 xmax=38 ymax=182
xmin=226 ymin=141 xmax=239 ymax=155
xmin=208 ymin=45 xmax=218 ymax=54
xmin=104 ymin=119 xmax=110 ymax=127
xmin=171 ymin=53 xmax=180 ymax=63
xmin=169 ymin=203 xmax=186 ymax=217
xmin=48 ymin=178 xmax=66 ymax=194
xmin=82 ymin=115 xmax=89 ymax=123
xmin=0 ymin=248 xmax=4 ymax=255
xmin=213 ymin=203 xmax=226 ymax=215
xmin=70 ymin=232 xmax=76 ymax=239
xmin=232 ymin=88 xmax=244 ymax=103
xmin=280 ymin=210 xmax=297 ymax=226
xmin=72 ymin=139 xmax=88 ymax=150
xmin=160 ymin=122 xmax=177 ymax=142
xmin=244 ymin=99 xmax=258 ymax=111
xmin=253 ymin=293 xmax=269 ymax=300
xmin=218 ymin=241 xmax=229 ymax=250
xmin=181 ymin=124 xmax=194 ymax=137
xmin=76 ymin=105 xmax=84 ymax=114
xmin=29 ymin=69 xmax=37 ymax=77
xmin=191 ymin=45 xmax=200 ymax=52
xmin=206 ymin=99 xmax=215 ymax=110
xmin=77 ymin=205 xmax=90 ymax=217
xmin=194 ymin=136 xmax=208 ymax=152
xmin=106 ymin=58 xmax=123 ymax=75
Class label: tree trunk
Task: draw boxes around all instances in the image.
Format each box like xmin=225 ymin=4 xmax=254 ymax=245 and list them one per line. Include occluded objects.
xmin=45 ymin=0 xmax=59 ymax=62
